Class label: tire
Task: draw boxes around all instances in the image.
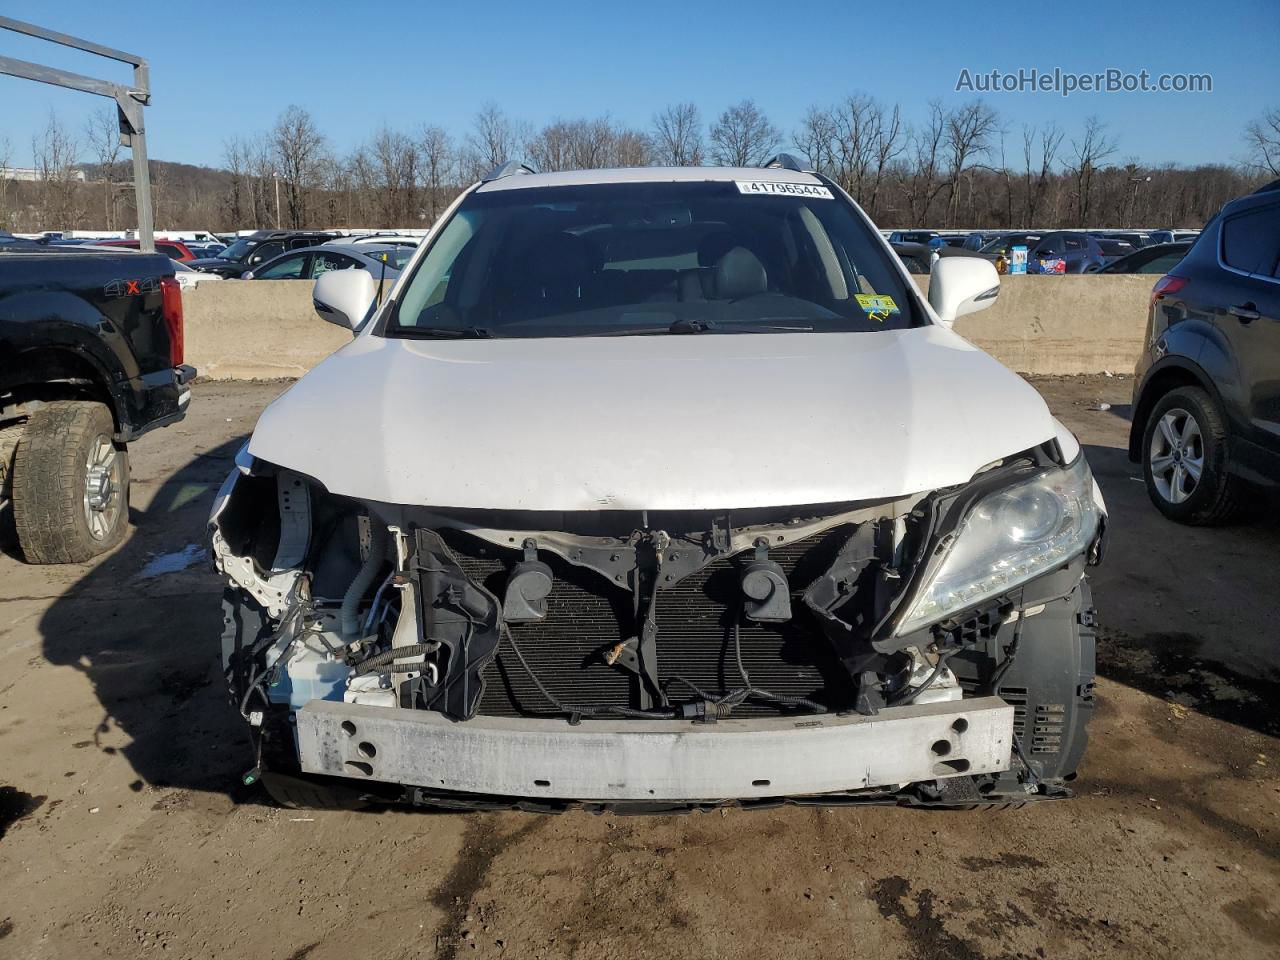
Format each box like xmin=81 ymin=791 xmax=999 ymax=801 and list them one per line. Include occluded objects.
xmin=1141 ymin=386 xmax=1243 ymax=525
xmin=259 ymin=771 xmax=372 ymax=811
xmin=12 ymin=401 xmax=130 ymax=563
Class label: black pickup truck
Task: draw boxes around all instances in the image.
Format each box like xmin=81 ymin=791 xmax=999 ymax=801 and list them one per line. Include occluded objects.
xmin=0 ymin=247 xmax=195 ymax=563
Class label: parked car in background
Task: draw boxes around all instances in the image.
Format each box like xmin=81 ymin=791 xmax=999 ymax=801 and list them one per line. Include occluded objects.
xmin=171 ymin=260 xmax=223 ymax=289
xmin=1149 ymin=229 xmax=1201 ymax=245
xmin=95 ymin=238 xmax=198 ymax=262
xmin=242 ymin=243 xmax=413 ymax=281
xmin=0 ymin=245 xmax=192 ymax=563
xmin=0 ymin=230 xmax=38 ymax=249
xmin=1130 ymin=183 xmax=1280 ymax=524
xmin=977 ymin=232 xmax=1106 ymax=273
xmin=961 ymin=232 xmax=1002 ymax=251
xmin=184 ymin=242 xmax=226 ymax=258
xmin=1101 ymin=231 xmax=1152 ymax=248
xmin=889 ymin=240 xmax=931 ymax=274
xmin=1095 ymin=242 xmax=1191 ymax=275
xmin=188 ymin=229 xmax=341 ymax=278
xmin=326 ymin=233 xmax=422 ymax=248
xmin=1092 ymin=238 xmax=1137 ymax=269
xmin=888 ymin=230 xmax=940 ymax=247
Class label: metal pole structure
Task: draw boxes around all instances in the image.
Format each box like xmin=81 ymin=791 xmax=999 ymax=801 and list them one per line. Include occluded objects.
xmin=274 ymin=174 xmax=281 ymax=229
xmin=0 ymin=17 xmax=154 ymax=251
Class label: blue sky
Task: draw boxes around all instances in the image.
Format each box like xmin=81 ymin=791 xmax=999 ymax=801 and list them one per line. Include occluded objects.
xmin=1 ymin=0 xmax=1275 ymax=170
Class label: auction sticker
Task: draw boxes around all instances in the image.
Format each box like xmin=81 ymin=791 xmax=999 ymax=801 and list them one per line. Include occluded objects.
xmin=855 ymin=294 xmax=900 ymax=322
xmin=735 ymin=180 xmax=833 ymax=199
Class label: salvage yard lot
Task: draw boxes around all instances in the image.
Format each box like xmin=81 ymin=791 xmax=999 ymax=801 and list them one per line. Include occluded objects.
xmin=1 ymin=376 xmax=1278 ymax=960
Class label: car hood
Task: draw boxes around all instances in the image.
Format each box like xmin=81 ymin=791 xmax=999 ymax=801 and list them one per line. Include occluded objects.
xmin=248 ymin=325 xmax=1057 ymax=511
xmin=188 ymin=257 xmax=243 ymax=273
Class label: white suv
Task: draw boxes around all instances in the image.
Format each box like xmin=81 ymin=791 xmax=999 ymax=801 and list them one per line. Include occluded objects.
xmin=212 ymin=158 xmax=1106 ymax=811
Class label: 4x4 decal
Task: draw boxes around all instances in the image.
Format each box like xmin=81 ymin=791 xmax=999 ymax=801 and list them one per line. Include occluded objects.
xmin=104 ymin=277 xmax=160 ymax=298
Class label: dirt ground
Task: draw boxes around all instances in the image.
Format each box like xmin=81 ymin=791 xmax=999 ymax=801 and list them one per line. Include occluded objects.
xmin=2 ymin=375 xmax=1279 ymax=960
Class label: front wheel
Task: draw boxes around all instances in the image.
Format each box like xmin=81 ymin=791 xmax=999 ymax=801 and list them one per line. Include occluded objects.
xmin=12 ymin=401 xmax=131 ymax=563
xmin=1141 ymin=386 xmax=1243 ymax=525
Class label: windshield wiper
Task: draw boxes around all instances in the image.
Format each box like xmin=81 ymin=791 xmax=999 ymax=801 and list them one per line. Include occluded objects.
xmin=398 ymin=325 xmax=495 ymax=339
xmin=668 ymin=318 xmax=814 ymax=334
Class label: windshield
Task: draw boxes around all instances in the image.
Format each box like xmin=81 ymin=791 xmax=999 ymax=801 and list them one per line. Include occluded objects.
xmin=387 ymin=180 xmax=924 ymax=338
xmin=366 ymin=248 xmax=414 ymax=270
xmin=980 ymin=234 xmax=1042 ymax=254
xmin=217 ymin=237 xmax=259 ymax=261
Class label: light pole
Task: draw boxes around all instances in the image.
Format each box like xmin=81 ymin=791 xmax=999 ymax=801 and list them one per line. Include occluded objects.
xmin=273 ymin=172 xmax=281 ymax=229
xmin=1127 ymin=175 xmax=1151 ymax=227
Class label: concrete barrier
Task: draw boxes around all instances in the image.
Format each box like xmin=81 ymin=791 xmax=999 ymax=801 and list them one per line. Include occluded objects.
xmin=184 ymin=274 xmax=1155 ymax=380
xmin=934 ymin=274 xmax=1154 ymax=376
xmin=183 ymin=281 xmax=352 ymax=380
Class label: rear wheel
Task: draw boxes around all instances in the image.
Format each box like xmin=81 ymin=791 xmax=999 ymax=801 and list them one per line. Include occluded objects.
xmin=1142 ymin=387 xmax=1243 ymax=525
xmin=12 ymin=401 xmax=130 ymax=563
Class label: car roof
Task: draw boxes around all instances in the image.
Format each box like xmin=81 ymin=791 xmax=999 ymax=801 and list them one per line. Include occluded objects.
xmin=474 ymin=165 xmax=825 ymax=193
xmin=262 ymin=243 xmax=402 ymax=259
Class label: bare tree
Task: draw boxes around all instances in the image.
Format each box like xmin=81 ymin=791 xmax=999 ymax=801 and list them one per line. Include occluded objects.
xmin=465 ymin=103 xmax=528 ymax=178
xmin=32 ymin=111 xmax=83 ymax=230
xmin=271 ymin=105 xmax=326 ymax=228
xmin=248 ymin=138 xmax=278 ymax=228
xmin=527 ymin=119 xmax=575 ymax=173
xmin=222 ymin=137 xmax=251 ymax=226
xmin=368 ymin=126 xmax=419 ymax=226
xmin=1066 ymin=116 xmax=1115 ymax=225
xmin=942 ymin=101 xmax=998 ymax=226
xmin=1022 ymin=122 xmax=1064 ymax=226
xmin=708 ymin=100 xmax=779 ymax=167
xmin=527 ymin=116 xmax=652 ymax=173
xmin=418 ymin=125 xmax=454 ymax=223
xmin=85 ymin=107 xmax=123 ymax=230
xmin=901 ymin=101 xmax=948 ymax=224
xmin=1244 ymin=106 xmax=1280 ymax=176
xmin=0 ymin=135 xmax=12 ymax=230
xmin=611 ymin=127 xmax=652 ymax=168
xmin=795 ymin=105 xmax=837 ymax=173
xmin=651 ymin=103 xmax=703 ymax=165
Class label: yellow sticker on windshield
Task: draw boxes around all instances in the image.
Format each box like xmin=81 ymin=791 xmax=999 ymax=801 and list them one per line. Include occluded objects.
xmin=856 ymin=294 xmax=900 ymax=322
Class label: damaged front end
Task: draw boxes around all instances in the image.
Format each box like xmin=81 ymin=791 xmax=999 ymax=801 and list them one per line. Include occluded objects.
xmin=212 ymin=441 xmax=1103 ymax=812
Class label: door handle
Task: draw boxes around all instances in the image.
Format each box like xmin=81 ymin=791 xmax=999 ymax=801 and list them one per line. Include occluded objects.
xmin=1229 ymin=303 xmax=1261 ymax=322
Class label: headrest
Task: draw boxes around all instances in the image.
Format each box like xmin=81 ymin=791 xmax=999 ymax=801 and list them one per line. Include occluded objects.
xmin=714 ymin=246 xmax=767 ymax=300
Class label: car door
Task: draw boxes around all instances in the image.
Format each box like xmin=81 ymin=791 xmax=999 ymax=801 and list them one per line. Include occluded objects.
xmin=1061 ymin=234 xmax=1086 ymax=272
xmin=254 ymin=253 xmax=311 ymax=279
xmin=1032 ymin=234 xmax=1062 ymax=271
xmin=1215 ymin=200 xmax=1280 ymax=454
xmin=310 ymin=251 xmax=363 ymax=279
xmin=245 ymin=240 xmax=285 ymax=268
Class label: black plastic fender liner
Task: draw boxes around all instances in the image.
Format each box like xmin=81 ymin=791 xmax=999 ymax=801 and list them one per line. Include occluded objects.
xmin=412 ymin=528 xmax=504 ymax=720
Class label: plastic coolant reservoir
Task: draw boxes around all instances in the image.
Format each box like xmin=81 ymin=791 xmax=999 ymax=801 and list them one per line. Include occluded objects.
xmin=268 ymin=635 xmax=349 ymax=710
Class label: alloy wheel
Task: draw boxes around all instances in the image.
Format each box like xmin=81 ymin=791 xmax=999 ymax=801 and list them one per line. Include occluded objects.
xmin=1148 ymin=407 xmax=1203 ymax=505
xmin=83 ymin=435 xmax=124 ymax=540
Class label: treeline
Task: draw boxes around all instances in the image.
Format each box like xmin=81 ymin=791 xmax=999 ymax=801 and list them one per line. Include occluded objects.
xmin=3 ymin=98 xmax=1277 ymax=233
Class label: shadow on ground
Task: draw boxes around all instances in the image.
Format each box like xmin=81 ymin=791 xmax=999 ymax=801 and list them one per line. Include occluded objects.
xmin=35 ymin=435 xmax=256 ymax=800
xmin=1084 ymin=440 xmax=1280 ymax=738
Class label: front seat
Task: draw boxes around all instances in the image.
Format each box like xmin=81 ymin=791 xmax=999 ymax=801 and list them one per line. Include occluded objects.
xmin=712 ymin=246 xmax=768 ymax=300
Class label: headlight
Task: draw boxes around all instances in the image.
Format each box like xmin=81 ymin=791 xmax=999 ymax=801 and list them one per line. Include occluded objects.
xmin=894 ymin=455 xmax=1101 ymax=636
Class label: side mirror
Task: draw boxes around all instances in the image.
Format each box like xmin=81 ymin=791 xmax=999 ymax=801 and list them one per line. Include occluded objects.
xmin=313 ymin=268 xmax=378 ymax=331
xmin=928 ymin=256 xmax=1000 ymax=326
